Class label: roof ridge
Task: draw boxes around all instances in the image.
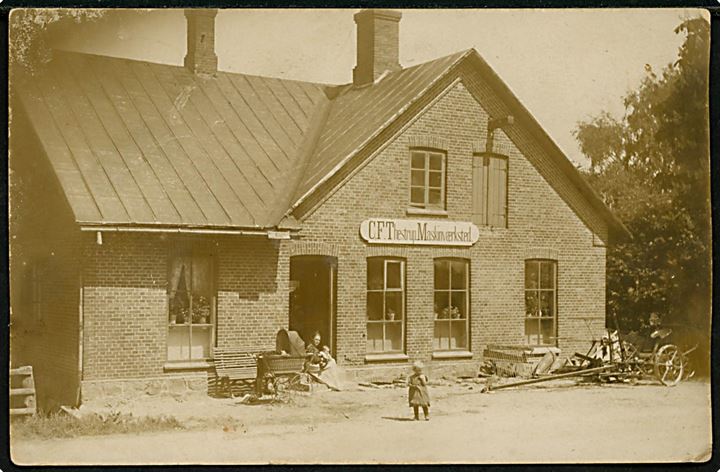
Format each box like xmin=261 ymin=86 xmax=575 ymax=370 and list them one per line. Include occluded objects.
xmin=51 ymin=49 xmax=331 ymax=88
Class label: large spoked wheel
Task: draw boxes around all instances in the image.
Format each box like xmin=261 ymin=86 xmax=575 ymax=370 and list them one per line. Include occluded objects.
xmin=654 ymin=344 xmax=684 ymax=387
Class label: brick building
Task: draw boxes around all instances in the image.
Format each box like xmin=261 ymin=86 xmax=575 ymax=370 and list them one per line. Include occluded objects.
xmin=10 ymin=9 xmax=628 ymax=407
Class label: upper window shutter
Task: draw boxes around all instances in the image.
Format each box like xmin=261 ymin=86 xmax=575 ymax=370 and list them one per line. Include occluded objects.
xmin=472 ymin=155 xmax=488 ymax=225
xmin=489 ymin=156 xmax=508 ymax=227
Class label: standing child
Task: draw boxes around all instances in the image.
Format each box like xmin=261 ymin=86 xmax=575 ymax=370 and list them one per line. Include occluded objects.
xmin=408 ymin=361 xmax=430 ymax=421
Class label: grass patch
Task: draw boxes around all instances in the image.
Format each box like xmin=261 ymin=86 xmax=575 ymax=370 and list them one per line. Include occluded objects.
xmin=11 ymin=411 xmax=184 ymax=440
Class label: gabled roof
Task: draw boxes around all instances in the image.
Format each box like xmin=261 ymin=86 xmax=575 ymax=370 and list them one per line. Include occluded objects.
xmin=15 ymin=48 xmax=629 ymax=240
xmin=15 ymin=51 xmax=328 ymax=229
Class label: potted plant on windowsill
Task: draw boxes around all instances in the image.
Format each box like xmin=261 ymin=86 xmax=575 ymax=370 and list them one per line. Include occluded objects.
xmin=192 ymin=295 xmax=211 ymax=324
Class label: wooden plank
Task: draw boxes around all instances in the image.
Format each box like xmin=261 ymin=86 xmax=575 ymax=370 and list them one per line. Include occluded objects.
xmin=95 ymin=57 xmax=206 ymax=225
xmin=10 ymin=408 xmax=35 ymax=416
xmin=10 ymin=366 xmax=33 ymax=375
xmin=62 ymin=54 xmax=181 ymax=224
xmin=10 ymin=388 xmax=36 ymax=396
xmin=51 ymin=60 xmax=158 ymax=224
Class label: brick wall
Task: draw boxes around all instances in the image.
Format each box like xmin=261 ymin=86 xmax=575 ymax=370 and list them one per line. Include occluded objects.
xmin=297 ymin=79 xmax=607 ymax=366
xmin=81 ymin=233 xmax=290 ymax=380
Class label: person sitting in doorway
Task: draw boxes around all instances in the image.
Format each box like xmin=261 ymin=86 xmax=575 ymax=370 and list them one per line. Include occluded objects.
xmin=305 ymin=331 xmax=328 ymax=372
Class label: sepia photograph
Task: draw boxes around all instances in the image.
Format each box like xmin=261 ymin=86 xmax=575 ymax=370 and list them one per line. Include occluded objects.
xmin=7 ymin=7 xmax=712 ymax=465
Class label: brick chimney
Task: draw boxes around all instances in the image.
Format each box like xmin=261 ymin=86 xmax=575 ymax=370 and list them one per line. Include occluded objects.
xmin=353 ymin=9 xmax=402 ymax=86
xmin=184 ymin=9 xmax=218 ymax=75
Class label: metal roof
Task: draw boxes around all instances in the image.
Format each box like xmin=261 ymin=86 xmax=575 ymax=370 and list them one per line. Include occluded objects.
xmin=16 ymin=49 xmax=628 ymax=239
xmin=16 ymin=51 xmax=328 ymax=229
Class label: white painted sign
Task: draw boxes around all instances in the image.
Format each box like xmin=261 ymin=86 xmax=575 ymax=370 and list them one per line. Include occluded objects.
xmin=360 ymin=218 xmax=479 ymax=246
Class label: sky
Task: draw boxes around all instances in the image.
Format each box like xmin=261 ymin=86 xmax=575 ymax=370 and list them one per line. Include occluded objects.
xmin=47 ymin=8 xmax=704 ymax=167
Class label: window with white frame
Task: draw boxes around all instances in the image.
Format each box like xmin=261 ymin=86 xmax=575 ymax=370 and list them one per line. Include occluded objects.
xmin=524 ymin=259 xmax=557 ymax=346
xmin=433 ymin=258 xmax=470 ymax=350
xmin=409 ymin=149 xmax=446 ymax=210
xmin=167 ymin=248 xmax=215 ymax=361
xmin=366 ymin=257 xmax=405 ymax=353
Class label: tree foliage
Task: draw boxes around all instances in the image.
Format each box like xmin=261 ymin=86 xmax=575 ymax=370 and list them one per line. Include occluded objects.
xmin=575 ymin=17 xmax=710 ymax=343
xmin=10 ymin=9 xmax=106 ymax=74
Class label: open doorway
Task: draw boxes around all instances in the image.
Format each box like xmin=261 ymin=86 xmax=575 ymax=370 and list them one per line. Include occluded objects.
xmin=289 ymin=256 xmax=337 ymax=355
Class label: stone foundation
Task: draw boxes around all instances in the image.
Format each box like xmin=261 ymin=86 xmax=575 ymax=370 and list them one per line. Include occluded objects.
xmin=345 ymin=360 xmax=481 ymax=383
xmin=81 ymin=372 xmax=211 ymax=403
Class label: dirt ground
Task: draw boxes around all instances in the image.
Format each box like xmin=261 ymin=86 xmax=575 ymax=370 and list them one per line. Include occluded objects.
xmin=10 ymin=378 xmax=712 ymax=465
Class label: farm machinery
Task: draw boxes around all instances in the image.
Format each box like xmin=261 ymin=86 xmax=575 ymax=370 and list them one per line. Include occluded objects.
xmin=483 ymin=324 xmax=697 ymax=392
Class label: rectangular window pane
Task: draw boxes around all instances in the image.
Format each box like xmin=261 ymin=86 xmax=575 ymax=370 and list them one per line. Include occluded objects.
xmin=525 ymin=291 xmax=539 ymax=317
xmin=428 ymin=171 xmax=442 ymax=188
xmin=540 ymin=318 xmax=554 ymax=345
xmin=450 ymin=292 xmax=466 ymax=319
xmin=434 ymin=321 xmax=450 ymax=350
xmin=525 ymin=319 xmax=540 ymax=345
xmin=385 ymin=261 xmax=401 ymax=289
xmin=525 ymin=261 xmax=539 ymax=289
xmin=540 ymin=261 xmax=555 ymax=289
xmin=450 ymin=320 xmax=467 ymax=349
xmin=434 ymin=291 xmax=450 ymax=319
xmin=410 ymin=187 xmax=425 ymax=205
xmin=411 ymin=152 xmax=426 ymax=169
xmin=367 ymin=323 xmax=384 ymax=353
xmin=167 ymin=325 xmax=190 ymax=360
xmin=539 ymin=291 xmax=555 ymax=318
xmin=367 ymin=292 xmax=383 ymax=321
xmin=450 ymin=261 xmax=467 ymax=289
xmin=429 ymin=153 xmax=443 ymax=170
xmin=411 ymin=170 xmax=425 ymax=186
xmin=428 ymin=188 xmax=442 ymax=205
xmin=386 ymin=322 xmax=402 ymax=352
xmin=385 ymin=292 xmax=403 ymax=321
xmin=367 ymin=258 xmax=384 ymax=290
xmin=434 ymin=260 xmax=449 ymax=290
xmin=191 ymin=325 xmax=212 ymax=359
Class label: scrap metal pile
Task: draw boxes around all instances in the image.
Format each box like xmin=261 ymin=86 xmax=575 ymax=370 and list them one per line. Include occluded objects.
xmin=481 ymin=327 xmax=697 ymax=392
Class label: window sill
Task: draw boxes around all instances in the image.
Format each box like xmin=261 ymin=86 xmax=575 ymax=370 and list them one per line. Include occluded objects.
xmin=432 ymin=350 xmax=473 ymax=360
xmin=527 ymin=347 xmax=561 ymax=355
xmin=163 ymin=360 xmax=212 ymax=371
xmin=364 ymin=353 xmax=409 ymax=363
xmin=405 ymin=208 xmax=448 ymax=217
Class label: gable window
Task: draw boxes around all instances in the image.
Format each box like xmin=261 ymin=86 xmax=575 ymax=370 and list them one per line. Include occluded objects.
xmin=524 ymin=259 xmax=557 ymax=346
xmin=366 ymin=257 xmax=405 ymax=353
xmin=473 ymin=153 xmax=508 ymax=227
xmin=410 ymin=149 xmax=446 ymax=210
xmin=167 ymin=248 xmax=215 ymax=362
xmin=433 ymin=258 xmax=469 ymax=350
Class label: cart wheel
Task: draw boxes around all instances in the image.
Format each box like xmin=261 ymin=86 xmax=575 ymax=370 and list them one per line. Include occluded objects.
xmin=654 ymin=344 xmax=684 ymax=387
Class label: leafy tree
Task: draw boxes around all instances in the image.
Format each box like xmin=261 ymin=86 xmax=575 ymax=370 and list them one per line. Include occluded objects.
xmin=575 ymin=17 xmax=710 ymax=359
xmin=10 ymin=9 xmax=106 ymax=74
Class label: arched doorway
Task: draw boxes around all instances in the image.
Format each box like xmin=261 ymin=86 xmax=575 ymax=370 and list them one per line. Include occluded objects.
xmin=289 ymin=255 xmax=337 ymax=355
